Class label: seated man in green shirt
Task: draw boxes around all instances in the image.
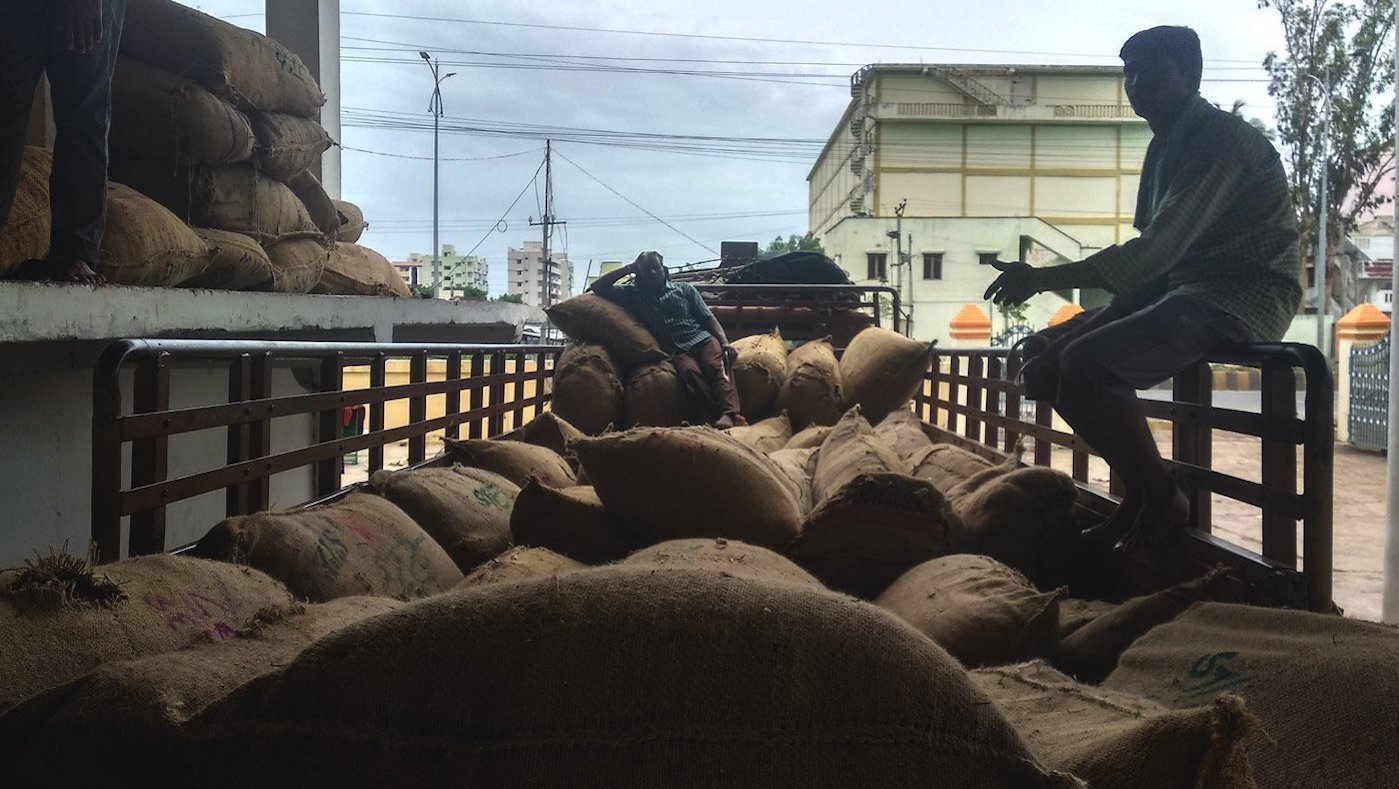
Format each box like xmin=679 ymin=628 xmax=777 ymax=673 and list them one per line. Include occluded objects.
xmin=590 ymin=251 xmax=746 ymax=429
xmin=984 ymin=26 xmax=1301 ymax=550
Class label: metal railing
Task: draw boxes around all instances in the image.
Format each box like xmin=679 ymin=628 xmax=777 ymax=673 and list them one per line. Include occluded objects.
xmin=1348 ymin=335 xmax=1389 ymax=452
xmin=914 ymin=343 xmax=1334 ymax=612
xmin=92 ymin=339 xmax=564 ymax=562
xmin=692 ymin=283 xmax=903 ymax=342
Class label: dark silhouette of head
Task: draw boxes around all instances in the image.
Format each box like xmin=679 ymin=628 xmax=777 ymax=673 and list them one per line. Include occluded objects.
xmin=1120 ymin=26 xmax=1201 ymax=127
xmin=632 ymin=250 xmax=668 ymax=293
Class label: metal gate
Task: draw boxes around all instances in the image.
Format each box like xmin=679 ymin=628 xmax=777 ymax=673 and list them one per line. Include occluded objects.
xmin=1349 ymin=335 xmax=1390 ymax=452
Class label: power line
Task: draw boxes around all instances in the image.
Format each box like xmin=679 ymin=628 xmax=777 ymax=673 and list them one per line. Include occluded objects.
xmin=339 ymin=144 xmax=543 ymax=162
xmin=462 ymin=158 xmax=547 ymax=258
xmin=555 ymin=149 xmax=719 ymax=255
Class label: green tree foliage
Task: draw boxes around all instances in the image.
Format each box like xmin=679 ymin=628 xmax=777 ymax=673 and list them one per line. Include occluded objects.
xmin=495 ymin=293 xmax=525 ymax=304
xmin=1259 ymin=0 xmax=1396 ymax=281
xmin=1226 ymin=98 xmax=1277 ymax=141
xmin=765 ymin=233 xmax=825 ymax=255
xmin=451 ymin=285 xmax=488 ymax=301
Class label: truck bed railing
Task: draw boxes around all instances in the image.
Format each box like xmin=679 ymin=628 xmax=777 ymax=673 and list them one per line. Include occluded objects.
xmin=92 ymin=339 xmax=564 ymax=562
xmin=690 ymin=283 xmax=903 ymax=343
xmin=914 ymin=343 xmax=1334 ymax=612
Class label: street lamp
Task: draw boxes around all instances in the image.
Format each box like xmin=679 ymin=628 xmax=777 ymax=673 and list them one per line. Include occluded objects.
xmin=1305 ymin=69 xmax=1333 ymax=361
xmin=421 ymin=51 xmax=456 ymax=297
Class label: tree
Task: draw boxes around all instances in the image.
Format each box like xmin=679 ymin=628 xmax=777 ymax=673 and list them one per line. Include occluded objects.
xmin=1259 ymin=0 xmax=1396 ymax=310
xmin=494 ymin=293 xmax=525 ymax=304
xmin=454 ymin=285 xmax=488 ymax=301
xmin=765 ymin=233 xmax=825 ymax=255
xmin=1226 ymin=98 xmax=1277 ymax=141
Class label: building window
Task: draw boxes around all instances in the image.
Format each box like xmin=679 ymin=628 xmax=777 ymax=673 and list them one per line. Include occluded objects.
xmin=866 ymin=252 xmax=887 ymax=281
xmin=922 ymin=252 xmax=943 ymax=280
xmin=978 ymin=252 xmax=1001 ymax=266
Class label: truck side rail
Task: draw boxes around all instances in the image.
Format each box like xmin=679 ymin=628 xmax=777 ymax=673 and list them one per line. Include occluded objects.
xmin=914 ymin=343 xmax=1333 ymax=612
xmin=690 ymin=283 xmax=903 ymax=342
xmin=92 ymin=339 xmax=564 ymax=562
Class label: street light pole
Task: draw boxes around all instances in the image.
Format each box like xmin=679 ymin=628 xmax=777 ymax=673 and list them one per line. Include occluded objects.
xmin=420 ymin=52 xmax=456 ymax=297
xmin=1306 ymin=68 xmax=1333 ymax=361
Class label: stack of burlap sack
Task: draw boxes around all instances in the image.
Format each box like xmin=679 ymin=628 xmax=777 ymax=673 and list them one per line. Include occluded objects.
xmin=0 ymin=0 xmax=405 ymax=297
xmin=2 ymin=401 xmax=1394 ymax=786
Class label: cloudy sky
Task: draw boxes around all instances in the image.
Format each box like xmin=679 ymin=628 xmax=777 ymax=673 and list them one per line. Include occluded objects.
xmin=191 ymin=0 xmax=1288 ymax=296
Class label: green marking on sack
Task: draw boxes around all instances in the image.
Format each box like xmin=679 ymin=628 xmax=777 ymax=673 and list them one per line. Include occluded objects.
xmin=1180 ymin=651 xmax=1252 ymax=700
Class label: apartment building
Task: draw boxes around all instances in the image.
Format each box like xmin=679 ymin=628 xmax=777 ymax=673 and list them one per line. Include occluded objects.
xmin=508 ymin=241 xmax=573 ymax=308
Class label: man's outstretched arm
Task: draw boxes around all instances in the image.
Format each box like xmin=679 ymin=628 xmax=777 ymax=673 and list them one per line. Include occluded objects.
xmin=588 ymin=262 xmax=635 ymax=296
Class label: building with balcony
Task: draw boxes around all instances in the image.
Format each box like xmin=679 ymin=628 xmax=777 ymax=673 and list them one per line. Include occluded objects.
xmin=508 ymin=241 xmax=573 ymax=308
xmin=809 ymin=64 xmax=1152 ymax=342
xmin=404 ymin=245 xmax=488 ymax=298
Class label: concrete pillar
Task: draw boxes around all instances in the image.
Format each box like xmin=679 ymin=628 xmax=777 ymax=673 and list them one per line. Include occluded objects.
xmin=1048 ymin=302 xmax=1084 ymax=327
xmin=1335 ymin=304 xmax=1390 ymax=442
xmin=266 ymin=0 xmax=341 ymax=198
xmin=949 ymin=303 xmax=991 ymax=347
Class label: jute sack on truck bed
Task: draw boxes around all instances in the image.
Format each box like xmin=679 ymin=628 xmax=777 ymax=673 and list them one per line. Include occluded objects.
xmin=973 ymin=660 xmax=1258 ymax=789
xmin=624 ymin=360 xmax=688 ymax=427
xmin=0 ymin=596 xmax=401 ymax=786
xmin=313 ymin=242 xmax=411 ymax=297
xmin=839 ymin=327 xmax=934 ymax=423
xmin=731 ymin=329 xmax=787 ymax=420
xmin=0 ymin=147 xmax=50 ymax=276
xmin=183 ymin=227 xmax=274 ymax=290
xmin=549 ymin=343 xmax=625 ymax=436
xmin=265 ymin=237 xmax=330 ymax=293
xmin=100 ymin=182 xmax=213 ymax=286
xmin=1105 ymin=602 xmax=1399 ymax=789
xmin=249 ymin=112 xmax=333 ymax=181
xmin=499 ymin=411 xmax=586 ymax=467
xmin=0 ymin=553 xmax=292 ymax=712
xmin=872 ymin=408 xmax=934 ymax=466
xmin=573 ymin=426 xmax=805 ymax=551
xmin=443 ymin=437 xmax=576 ymax=489
xmin=510 ymin=482 xmax=638 ymax=564
xmin=779 ymin=337 xmax=843 ymax=429
xmin=120 ymin=0 xmax=326 ymax=114
xmin=811 ymin=407 xmax=905 ymax=503
xmin=183 ymin=567 xmax=1083 ymax=788
xmin=726 ymin=411 xmax=792 ymax=454
xmin=876 ymin=554 xmax=1064 ymax=668
xmin=194 ymin=492 xmax=463 ymax=602
xmin=455 ymin=546 xmax=585 ymax=589
xmin=1055 ymin=569 xmax=1229 ymax=683
xmin=908 ymin=442 xmax=996 ymax=492
xmin=951 ymin=465 xmax=1078 ymax=577
xmin=624 ymin=538 xmax=822 ymax=588
xmin=546 ymin=293 xmax=667 ymax=368
xmin=785 ymin=423 xmax=832 ymax=450
xmin=289 ymin=170 xmax=340 ymax=235
xmin=110 ymin=56 xmax=254 ymax=165
xmin=367 ymin=466 xmax=518 ymax=574
xmin=333 ymin=199 xmax=367 ymax=243
xmin=767 ymin=447 xmax=816 ymax=515
xmin=1059 ymin=598 xmax=1119 ymax=640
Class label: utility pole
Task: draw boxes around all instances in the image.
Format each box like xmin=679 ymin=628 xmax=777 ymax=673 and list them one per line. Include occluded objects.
xmin=420 ymin=51 xmax=456 ymax=297
xmin=886 ymin=200 xmax=907 ymax=332
xmin=1307 ymin=68 xmax=1333 ymax=361
xmin=1381 ymin=6 xmax=1399 ymax=624
xmin=530 ymin=140 xmax=566 ymax=309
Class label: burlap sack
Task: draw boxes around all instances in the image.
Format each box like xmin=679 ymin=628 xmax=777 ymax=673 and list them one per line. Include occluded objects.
xmin=509 ymin=482 xmax=638 ymax=564
xmin=624 ymin=538 xmax=821 ymax=588
xmin=952 ymin=466 xmax=1079 ymax=576
xmin=875 ymin=554 xmax=1064 ymax=668
xmin=872 ymin=407 xmax=935 ymax=466
xmin=945 ymin=444 xmax=1027 ymax=504
xmin=443 ymin=437 xmax=576 ymax=488
xmin=839 ymin=326 xmax=934 ymax=423
xmin=784 ymin=423 xmax=833 ymax=450
xmin=726 ymin=411 xmax=792 ymax=453
xmin=731 ymin=329 xmax=787 ymax=420
xmin=194 ymin=492 xmax=463 ymax=602
xmin=572 ymin=426 xmax=804 ymax=551
xmin=811 ymin=407 xmax=906 ymax=504
xmin=499 ymin=411 xmax=585 ymax=467
xmin=266 ymin=237 xmax=330 ymax=293
xmin=1055 ymin=569 xmax=1229 ymax=683
xmin=100 ymin=182 xmax=213 ymax=286
xmin=767 ymin=447 xmax=816 ymax=514
xmin=183 ymin=567 xmax=1082 ymax=788
xmin=624 ymin=360 xmax=688 ymax=427
xmin=249 ymin=112 xmax=333 ymax=181
xmin=1105 ymin=602 xmax=1399 ymax=789
xmin=779 ymin=337 xmax=843 ymax=429
xmin=110 ymin=56 xmax=254 ymax=165
xmin=456 ymin=546 xmax=585 ymax=589
xmin=121 ymin=0 xmax=326 ymax=114
xmin=0 ymin=147 xmax=51 ymax=275
xmin=973 ymin=661 xmax=1258 ymax=789
xmin=366 ymin=466 xmax=519 ymax=574
xmin=313 ymin=242 xmax=411 ymax=297
xmin=110 ymin=160 xmax=323 ymax=245
xmin=546 ymin=293 xmax=667 ymax=367
xmin=183 ymin=227 xmax=274 ymax=289
xmin=550 ymin=343 xmax=625 ymax=435
xmin=288 ymin=170 xmax=340 ymax=235
xmin=1059 ymin=598 xmax=1119 ymax=640
xmin=0 ymin=596 xmax=401 ymax=786
xmin=0 ymin=553 xmax=292 ymax=712
xmin=908 ymin=443 xmax=996 ymax=492
xmin=333 ymin=199 xmax=367 ymax=243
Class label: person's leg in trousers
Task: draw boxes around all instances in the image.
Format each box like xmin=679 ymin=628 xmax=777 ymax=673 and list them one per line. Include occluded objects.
xmin=670 ymin=348 xmax=718 ymax=422
xmin=691 ymin=337 xmax=742 ymax=428
xmin=1051 ymin=294 xmax=1249 ymax=549
xmin=0 ymin=3 xmax=47 ymax=244
xmin=41 ymin=0 xmax=125 ymax=282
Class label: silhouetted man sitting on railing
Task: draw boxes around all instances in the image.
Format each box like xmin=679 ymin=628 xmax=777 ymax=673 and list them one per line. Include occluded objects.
xmin=984 ymin=25 xmax=1301 ymax=550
